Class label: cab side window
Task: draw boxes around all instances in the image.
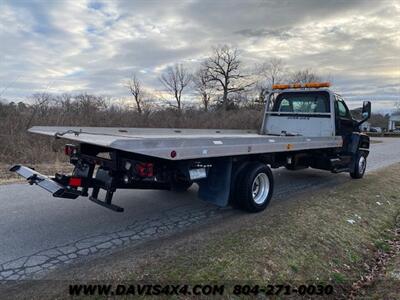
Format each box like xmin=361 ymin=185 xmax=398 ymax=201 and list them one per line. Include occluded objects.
xmin=337 ymin=101 xmax=348 ymax=118
xmin=335 ymin=95 xmax=351 ymax=119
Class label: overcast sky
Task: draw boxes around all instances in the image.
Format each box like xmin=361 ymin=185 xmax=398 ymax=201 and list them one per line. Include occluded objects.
xmin=0 ymin=0 xmax=399 ymax=112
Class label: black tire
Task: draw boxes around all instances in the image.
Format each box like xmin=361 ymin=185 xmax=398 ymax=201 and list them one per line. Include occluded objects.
xmin=171 ymin=179 xmax=193 ymax=192
xmin=350 ymin=152 xmax=367 ymax=179
xmin=233 ymin=162 xmax=274 ymax=213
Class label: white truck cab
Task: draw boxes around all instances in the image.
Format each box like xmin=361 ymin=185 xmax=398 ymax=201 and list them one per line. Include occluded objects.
xmin=263 ymin=83 xmax=369 ymax=139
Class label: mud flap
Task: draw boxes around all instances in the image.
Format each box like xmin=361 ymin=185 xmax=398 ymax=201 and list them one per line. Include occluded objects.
xmin=9 ymin=165 xmax=80 ymax=199
xmin=197 ymin=158 xmax=232 ymax=207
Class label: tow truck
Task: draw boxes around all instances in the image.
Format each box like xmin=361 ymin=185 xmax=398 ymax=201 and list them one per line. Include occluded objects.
xmin=10 ymin=82 xmax=371 ymax=212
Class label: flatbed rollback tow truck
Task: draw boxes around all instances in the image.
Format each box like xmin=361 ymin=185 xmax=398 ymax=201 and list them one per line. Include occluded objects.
xmin=11 ymin=82 xmax=371 ymax=212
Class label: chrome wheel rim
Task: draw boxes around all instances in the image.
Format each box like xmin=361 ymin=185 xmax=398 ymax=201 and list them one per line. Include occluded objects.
xmin=252 ymin=173 xmax=270 ymax=204
xmin=358 ymin=156 xmax=366 ymax=174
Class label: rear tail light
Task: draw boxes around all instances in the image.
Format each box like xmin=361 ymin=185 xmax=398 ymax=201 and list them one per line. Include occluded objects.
xmin=68 ymin=177 xmax=82 ymax=187
xmin=135 ymin=162 xmax=154 ymax=177
xmin=64 ymin=144 xmax=77 ymax=156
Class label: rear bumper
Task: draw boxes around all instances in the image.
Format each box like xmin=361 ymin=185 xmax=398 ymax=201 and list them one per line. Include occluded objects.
xmin=9 ymin=165 xmax=81 ymax=199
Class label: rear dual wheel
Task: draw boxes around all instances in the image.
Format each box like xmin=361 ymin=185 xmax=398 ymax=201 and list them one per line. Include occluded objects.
xmin=233 ymin=162 xmax=274 ymax=213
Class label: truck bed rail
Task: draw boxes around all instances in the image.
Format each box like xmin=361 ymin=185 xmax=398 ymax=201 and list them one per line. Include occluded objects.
xmin=29 ymin=126 xmax=343 ymax=160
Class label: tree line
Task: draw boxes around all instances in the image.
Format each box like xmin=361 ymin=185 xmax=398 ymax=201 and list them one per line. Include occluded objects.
xmin=127 ymin=45 xmax=324 ymax=113
xmin=0 ymin=92 xmax=263 ymax=163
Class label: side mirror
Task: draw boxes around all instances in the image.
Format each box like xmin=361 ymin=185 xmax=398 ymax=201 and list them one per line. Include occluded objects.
xmin=357 ymin=101 xmax=371 ymax=128
xmin=362 ymin=101 xmax=371 ymax=120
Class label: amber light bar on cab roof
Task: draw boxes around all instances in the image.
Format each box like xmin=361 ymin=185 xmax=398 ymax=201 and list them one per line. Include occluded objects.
xmin=272 ymin=82 xmax=331 ymax=90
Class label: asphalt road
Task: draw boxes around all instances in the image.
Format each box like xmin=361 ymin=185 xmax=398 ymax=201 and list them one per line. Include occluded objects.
xmin=0 ymin=138 xmax=399 ymax=280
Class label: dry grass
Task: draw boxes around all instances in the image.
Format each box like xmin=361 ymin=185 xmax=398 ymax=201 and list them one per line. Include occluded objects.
xmin=121 ymin=164 xmax=400 ymax=298
xmin=368 ymin=132 xmax=400 ymax=138
xmin=360 ymin=252 xmax=400 ymax=299
xmin=0 ymin=161 xmax=72 ymax=184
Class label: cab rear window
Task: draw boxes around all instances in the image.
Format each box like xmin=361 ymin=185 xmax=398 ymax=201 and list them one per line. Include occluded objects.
xmin=273 ymin=92 xmax=330 ymax=113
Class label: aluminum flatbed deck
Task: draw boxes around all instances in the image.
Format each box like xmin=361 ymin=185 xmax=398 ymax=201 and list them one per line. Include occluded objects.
xmin=30 ymin=126 xmax=343 ymax=160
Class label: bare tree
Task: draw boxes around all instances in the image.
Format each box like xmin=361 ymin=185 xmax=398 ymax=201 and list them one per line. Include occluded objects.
xmin=159 ymin=64 xmax=191 ymax=111
xmin=257 ymin=58 xmax=286 ymax=102
xmin=204 ymin=45 xmax=249 ymax=110
xmin=261 ymin=58 xmax=286 ymax=86
xmin=126 ymin=74 xmax=144 ymax=114
xmin=53 ymin=93 xmax=74 ymax=124
xmin=74 ymin=93 xmax=106 ymax=125
xmin=290 ymin=69 xmax=321 ymax=84
xmin=193 ymin=67 xmax=215 ymax=111
xmin=26 ymin=93 xmax=52 ymax=128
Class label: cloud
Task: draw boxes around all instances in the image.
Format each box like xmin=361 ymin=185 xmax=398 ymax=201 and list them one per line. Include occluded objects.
xmin=0 ymin=0 xmax=398 ymax=112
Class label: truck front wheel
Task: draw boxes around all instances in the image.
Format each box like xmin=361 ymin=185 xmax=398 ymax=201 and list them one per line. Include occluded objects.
xmin=234 ymin=162 xmax=274 ymax=213
xmin=350 ymin=152 xmax=367 ymax=179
